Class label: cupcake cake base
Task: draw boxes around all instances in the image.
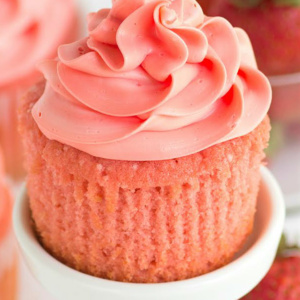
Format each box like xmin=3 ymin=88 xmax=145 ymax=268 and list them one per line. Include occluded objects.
xmin=19 ymin=82 xmax=270 ymax=283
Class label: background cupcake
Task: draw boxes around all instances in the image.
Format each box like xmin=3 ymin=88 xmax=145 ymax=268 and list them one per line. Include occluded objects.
xmin=20 ymin=0 xmax=271 ymax=283
xmin=208 ymin=0 xmax=300 ymax=76
xmin=0 ymin=0 xmax=77 ymax=179
xmin=0 ymin=149 xmax=17 ymax=300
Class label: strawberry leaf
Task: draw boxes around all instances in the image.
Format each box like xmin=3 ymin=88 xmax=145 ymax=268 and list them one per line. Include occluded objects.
xmin=273 ymin=0 xmax=300 ymax=6
xmin=229 ymin=0 xmax=263 ymax=8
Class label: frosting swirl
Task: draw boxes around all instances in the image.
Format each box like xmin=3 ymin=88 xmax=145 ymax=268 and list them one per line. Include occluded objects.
xmin=32 ymin=0 xmax=271 ymax=161
xmin=0 ymin=0 xmax=76 ymax=88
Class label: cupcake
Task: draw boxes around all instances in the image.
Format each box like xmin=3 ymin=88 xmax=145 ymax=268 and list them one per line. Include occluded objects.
xmin=19 ymin=0 xmax=271 ymax=283
xmin=0 ymin=0 xmax=77 ymax=179
xmin=0 ymin=149 xmax=18 ymax=300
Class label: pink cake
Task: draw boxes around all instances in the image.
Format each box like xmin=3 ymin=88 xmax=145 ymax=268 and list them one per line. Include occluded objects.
xmin=0 ymin=150 xmax=18 ymax=300
xmin=19 ymin=0 xmax=272 ymax=283
xmin=0 ymin=0 xmax=77 ymax=179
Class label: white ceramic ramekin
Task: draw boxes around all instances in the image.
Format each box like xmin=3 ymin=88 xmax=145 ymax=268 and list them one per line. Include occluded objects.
xmin=13 ymin=167 xmax=285 ymax=300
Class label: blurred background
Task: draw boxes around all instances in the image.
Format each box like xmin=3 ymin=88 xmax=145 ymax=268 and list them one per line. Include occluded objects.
xmin=0 ymin=0 xmax=299 ymax=299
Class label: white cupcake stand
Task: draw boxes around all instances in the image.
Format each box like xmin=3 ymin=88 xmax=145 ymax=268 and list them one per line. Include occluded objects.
xmin=13 ymin=167 xmax=285 ymax=300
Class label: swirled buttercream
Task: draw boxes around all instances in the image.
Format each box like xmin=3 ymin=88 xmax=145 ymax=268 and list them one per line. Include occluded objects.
xmin=0 ymin=0 xmax=76 ymax=88
xmin=32 ymin=0 xmax=271 ymax=161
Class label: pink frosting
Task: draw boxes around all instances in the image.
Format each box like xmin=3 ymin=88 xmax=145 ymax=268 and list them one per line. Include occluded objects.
xmin=0 ymin=0 xmax=76 ymax=88
xmin=32 ymin=0 xmax=271 ymax=161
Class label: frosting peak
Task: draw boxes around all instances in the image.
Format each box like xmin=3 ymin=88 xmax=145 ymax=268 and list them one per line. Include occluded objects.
xmin=86 ymin=0 xmax=207 ymax=81
xmin=32 ymin=0 xmax=271 ymax=161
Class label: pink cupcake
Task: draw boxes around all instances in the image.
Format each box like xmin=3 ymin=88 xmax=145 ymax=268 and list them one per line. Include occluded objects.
xmin=0 ymin=0 xmax=77 ymax=179
xmin=0 ymin=149 xmax=18 ymax=300
xmin=19 ymin=0 xmax=271 ymax=283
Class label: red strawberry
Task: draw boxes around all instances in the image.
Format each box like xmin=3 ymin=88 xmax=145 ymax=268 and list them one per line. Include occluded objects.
xmin=242 ymin=235 xmax=300 ymax=299
xmin=209 ymin=0 xmax=300 ymax=76
xmin=241 ymin=256 xmax=300 ymax=299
